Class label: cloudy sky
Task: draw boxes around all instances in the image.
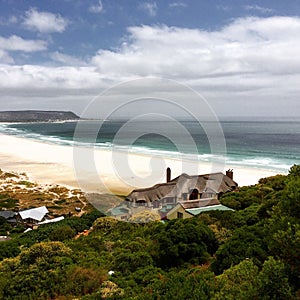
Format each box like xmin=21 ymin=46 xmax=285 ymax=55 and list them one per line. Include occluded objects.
xmin=1 ymin=0 xmax=300 ymax=118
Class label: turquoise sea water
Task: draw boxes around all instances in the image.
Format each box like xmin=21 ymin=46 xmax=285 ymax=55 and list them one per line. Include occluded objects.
xmin=0 ymin=119 xmax=299 ymax=173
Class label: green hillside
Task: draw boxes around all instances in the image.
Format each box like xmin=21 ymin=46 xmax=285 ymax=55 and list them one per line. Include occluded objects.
xmin=0 ymin=165 xmax=299 ymax=299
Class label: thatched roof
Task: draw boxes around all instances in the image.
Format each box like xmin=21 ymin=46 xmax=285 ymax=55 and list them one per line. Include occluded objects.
xmin=126 ymin=172 xmax=238 ymax=203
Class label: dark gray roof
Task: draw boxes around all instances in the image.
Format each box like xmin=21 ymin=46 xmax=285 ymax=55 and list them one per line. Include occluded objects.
xmin=127 ymin=172 xmax=238 ymax=203
xmin=0 ymin=211 xmax=17 ymax=219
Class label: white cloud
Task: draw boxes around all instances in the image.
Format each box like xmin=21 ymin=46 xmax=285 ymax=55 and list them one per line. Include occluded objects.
xmin=91 ymin=17 xmax=300 ymax=80
xmin=23 ymin=8 xmax=68 ymax=33
xmin=169 ymin=2 xmax=187 ymax=8
xmin=1 ymin=16 xmax=300 ymax=116
xmin=0 ymin=15 xmax=18 ymax=26
xmin=244 ymin=5 xmax=274 ymax=14
xmin=50 ymin=51 xmax=86 ymax=66
xmin=89 ymin=0 xmax=104 ymax=14
xmin=0 ymin=65 xmax=105 ymax=94
xmin=8 ymin=15 xmax=18 ymax=24
xmin=0 ymin=35 xmax=47 ymax=52
xmin=139 ymin=2 xmax=157 ymax=17
xmin=216 ymin=5 xmax=231 ymax=12
xmin=0 ymin=35 xmax=46 ymax=64
xmin=89 ymin=16 xmax=300 ymax=116
xmin=0 ymin=49 xmax=14 ymax=64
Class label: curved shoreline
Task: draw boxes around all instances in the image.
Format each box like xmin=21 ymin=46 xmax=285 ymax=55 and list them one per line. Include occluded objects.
xmin=0 ymin=133 xmax=286 ymax=195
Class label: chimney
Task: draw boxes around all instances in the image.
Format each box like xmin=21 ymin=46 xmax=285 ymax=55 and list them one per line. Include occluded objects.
xmin=226 ymin=169 xmax=233 ymax=180
xmin=166 ymin=167 xmax=171 ymax=183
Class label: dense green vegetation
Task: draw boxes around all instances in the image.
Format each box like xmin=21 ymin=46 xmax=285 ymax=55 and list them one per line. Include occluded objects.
xmin=0 ymin=165 xmax=299 ymax=299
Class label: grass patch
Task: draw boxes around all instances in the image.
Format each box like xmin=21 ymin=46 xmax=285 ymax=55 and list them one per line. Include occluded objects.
xmin=47 ymin=205 xmax=64 ymax=210
xmin=49 ymin=186 xmax=69 ymax=194
xmin=54 ymin=199 xmax=67 ymax=205
xmin=0 ymin=172 xmax=19 ymax=179
xmin=18 ymin=181 xmax=35 ymax=188
xmin=0 ymin=194 xmax=18 ymax=209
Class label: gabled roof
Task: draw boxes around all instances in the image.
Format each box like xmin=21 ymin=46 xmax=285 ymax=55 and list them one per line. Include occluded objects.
xmin=166 ymin=200 xmax=234 ymax=219
xmin=166 ymin=197 xmax=222 ymax=217
xmin=166 ymin=202 xmax=194 ymax=218
xmin=19 ymin=206 xmax=49 ymax=221
xmin=127 ymin=172 xmax=238 ymax=203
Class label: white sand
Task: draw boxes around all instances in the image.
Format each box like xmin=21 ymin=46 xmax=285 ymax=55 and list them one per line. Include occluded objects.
xmin=0 ymin=133 xmax=283 ymax=195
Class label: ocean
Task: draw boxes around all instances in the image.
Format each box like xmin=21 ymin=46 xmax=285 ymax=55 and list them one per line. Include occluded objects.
xmin=0 ymin=119 xmax=299 ymax=174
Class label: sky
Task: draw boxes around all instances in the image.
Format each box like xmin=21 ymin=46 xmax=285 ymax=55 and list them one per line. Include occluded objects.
xmin=1 ymin=0 xmax=300 ymax=118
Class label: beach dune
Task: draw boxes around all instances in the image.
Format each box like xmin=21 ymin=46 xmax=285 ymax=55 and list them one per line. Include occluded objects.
xmin=0 ymin=133 xmax=283 ymax=195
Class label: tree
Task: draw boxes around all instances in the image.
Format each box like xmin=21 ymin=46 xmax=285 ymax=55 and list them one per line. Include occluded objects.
xmin=288 ymin=164 xmax=300 ymax=178
xmin=213 ymin=259 xmax=259 ymax=300
xmin=113 ymin=248 xmax=153 ymax=273
xmin=49 ymin=225 xmax=76 ymax=241
xmin=0 ymin=242 xmax=74 ymax=299
xmin=280 ymin=177 xmax=300 ymax=219
xmin=267 ymin=219 xmax=300 ymax=289
xmin=257 ymin=257 xmax=292 ymax=300
xmin=92 ymin=216 xmax=118 ymax=233
xmin=212 ymin=225 xmax=268 ymax=274
xmin=143 ymin=266 xmax=216 ymax=300
xmin=155 ymin=218 xmax=217 ymax=268
xmin=19 ymin=241 xmax=72 ymax=266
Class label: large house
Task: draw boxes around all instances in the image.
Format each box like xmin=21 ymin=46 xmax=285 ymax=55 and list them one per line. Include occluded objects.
xmin=126 ymin=168 xmax=237 ymax=209
xmin=109 ymin=168 xmax=237 ymax=220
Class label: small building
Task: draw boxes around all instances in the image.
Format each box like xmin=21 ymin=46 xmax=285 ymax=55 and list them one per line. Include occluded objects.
xmin=166 ymin=198 xmax=234 ymax=220
xmin=0 ymin=211 xmax=17 ymax=224
xmin=17 ymin=206 xmax=49 ymax=226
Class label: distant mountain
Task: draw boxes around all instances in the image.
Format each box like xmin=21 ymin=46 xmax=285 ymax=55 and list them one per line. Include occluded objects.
xmin=0 ymin=110 xmax=80 ymax=122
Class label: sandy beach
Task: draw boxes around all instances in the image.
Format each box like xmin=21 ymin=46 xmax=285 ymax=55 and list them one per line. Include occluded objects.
xmin=0 ymin=133 xmax=285 ymax=195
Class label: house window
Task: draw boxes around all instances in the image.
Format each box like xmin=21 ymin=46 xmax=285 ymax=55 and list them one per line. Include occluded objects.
xmin=189 ymin=189 xmax=199 ymax=200
xmin=177 ymin=212 xmax=183 ymax=219
xmin=165 ymin=197 xmax=175 ymax=204
xmin=202 ymin=192 xmax=216 ymax=199
xmin=182 ymin=193 xmax=188 ymax=200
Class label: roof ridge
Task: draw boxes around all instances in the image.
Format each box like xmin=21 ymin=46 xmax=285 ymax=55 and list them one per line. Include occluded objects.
xmin=130 ymin=181 xmax=176 ymax=193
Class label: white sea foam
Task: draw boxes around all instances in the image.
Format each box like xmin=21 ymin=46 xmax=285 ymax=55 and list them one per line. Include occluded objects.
xmin=0 ymin=122 xmax=296 ymax=174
